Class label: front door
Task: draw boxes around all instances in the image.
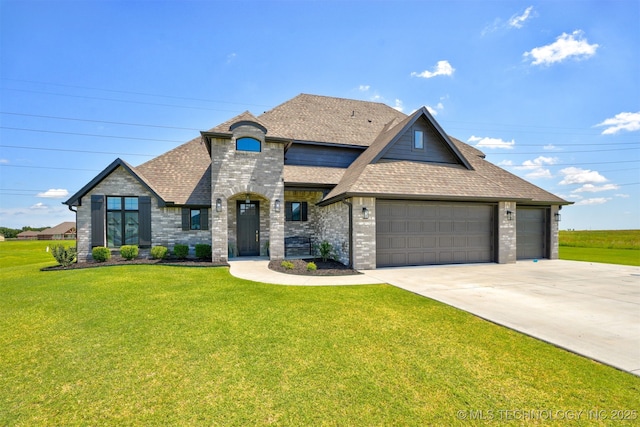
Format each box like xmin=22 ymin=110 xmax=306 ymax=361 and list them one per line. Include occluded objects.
xmin=237 ymin=201 xmax=260 ymax=256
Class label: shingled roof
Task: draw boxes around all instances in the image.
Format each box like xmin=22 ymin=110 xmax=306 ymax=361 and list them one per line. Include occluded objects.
xmin=65 ymin=93 xmax=568 ymax=208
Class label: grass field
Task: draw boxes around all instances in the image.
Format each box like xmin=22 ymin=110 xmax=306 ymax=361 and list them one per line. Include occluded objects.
xmin=559 ymin=230 xmax=640 ymax=266
xmin=1 ymin=240 xmax=639 ymax=426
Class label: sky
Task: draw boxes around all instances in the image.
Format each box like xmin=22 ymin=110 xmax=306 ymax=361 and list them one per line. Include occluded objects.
xmin=0 ymin=0 xmax=638 ymax=231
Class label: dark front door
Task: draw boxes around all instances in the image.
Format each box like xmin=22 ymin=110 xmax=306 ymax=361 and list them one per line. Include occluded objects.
xmin=237 ymin=201 xmax=260 ymax=256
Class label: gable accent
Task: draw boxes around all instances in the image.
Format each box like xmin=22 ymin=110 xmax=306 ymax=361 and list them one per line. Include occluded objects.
xmin=64 ymin=158 xmax=167 ymax=207
xmin=372 ymin=107 xmax=473 ymax=170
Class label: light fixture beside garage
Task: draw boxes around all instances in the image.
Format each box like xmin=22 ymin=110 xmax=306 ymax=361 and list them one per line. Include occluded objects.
xmin=506 ymin=210 xmax=513 ymax=221
xmin=216 ymin=198 xmax=222 ymax=212
xmin=554 ymin=212 xmax=561 ymax=222
xmin=362 ymin=207 xmax=370 ymax=219
xmin=274 ymin=199 xmax=281 ymax=212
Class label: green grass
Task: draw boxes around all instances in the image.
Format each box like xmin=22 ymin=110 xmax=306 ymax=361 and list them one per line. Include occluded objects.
xmin=559 ymin=230 xmax=640 ymax=266
xmin=1 ymin=241 xmax=639 ymax=426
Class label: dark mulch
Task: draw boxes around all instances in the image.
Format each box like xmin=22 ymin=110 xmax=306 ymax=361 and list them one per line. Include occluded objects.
xmin=268 ymin=258 xmax=360 ymax=276
xmin=42 ymin=256 xmax=228 ymax=271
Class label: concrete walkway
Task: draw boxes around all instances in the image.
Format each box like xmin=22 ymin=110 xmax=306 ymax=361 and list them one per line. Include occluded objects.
xmin=228 ymin=258 xmax=640 ymax=376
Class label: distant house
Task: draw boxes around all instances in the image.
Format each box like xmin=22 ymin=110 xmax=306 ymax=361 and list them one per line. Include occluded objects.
xmin=17 ymin=230 xmax=40 ymax=240
xmin=37 ymin=222 xmax=77 ymax=240
xmin=65 ymin=94 xmax=570 ymax=268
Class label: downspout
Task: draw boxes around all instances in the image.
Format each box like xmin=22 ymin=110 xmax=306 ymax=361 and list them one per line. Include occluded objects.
xmin=341 ymin=199 xmax=353 ymax=268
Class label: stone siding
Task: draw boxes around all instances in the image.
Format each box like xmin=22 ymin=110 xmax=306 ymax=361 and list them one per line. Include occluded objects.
xmin=75 ymin=167 xmax=212 ymax=261
xmin=210 ymin=123 xmax=285 ymax=262
xmin=497 ymin=201 xmax=517 ymax=263
xmin=351 ymin=197 xmax=377 ymax=270
xmin=316 ymin=200 xmax=350 ymax=266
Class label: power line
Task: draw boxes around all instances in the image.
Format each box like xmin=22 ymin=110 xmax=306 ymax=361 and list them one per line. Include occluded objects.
xmin=0 ymin=112 xmax=201 ymax=131
xmin=0 ymin=144 xmax=156 ymax=158
xmin=1 ymin=77 xmax=273 ymax=109
xmin=0 ymin=126 xmax=186 ymax=143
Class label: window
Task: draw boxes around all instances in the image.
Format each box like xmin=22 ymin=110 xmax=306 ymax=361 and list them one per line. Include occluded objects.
xmin=181 ymin=207 xmax=209 ymax=231
xmin=236 ymin=137 xmax=261 ymax=152
xmin=106 ymin=196 xmax=138 ymax=247
xmin=285 ymin=201 xmax=308 ymax=222
xmin=414 ymin=130 xmax=424 ymax=150
xmin=190 ymin=209 xmax=201 ymax=230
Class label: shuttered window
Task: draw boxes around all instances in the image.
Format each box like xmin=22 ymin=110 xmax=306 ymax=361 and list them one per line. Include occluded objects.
xmin=182 ymin=208 xmax=209 ymax=230
xmin=285 ymin=201 xmax=308 ymax=222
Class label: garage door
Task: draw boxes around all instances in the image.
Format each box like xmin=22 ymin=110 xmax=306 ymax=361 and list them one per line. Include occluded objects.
xmin=517 ymin=207 xmax=547 ymax=259
xmin=376 ymin=201 xmax=494 ymax=267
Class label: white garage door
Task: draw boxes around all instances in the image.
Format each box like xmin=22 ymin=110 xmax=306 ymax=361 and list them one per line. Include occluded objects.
xmin=376 ymin=200 xmax=495 ymax=267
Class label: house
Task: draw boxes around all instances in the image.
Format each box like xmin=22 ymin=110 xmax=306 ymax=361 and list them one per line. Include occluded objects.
xmin=17 ymin=230 xmax=39 ymax=240
xmin=37 ymin=221 xmax=77 ymax=240
xmin=65 ymin=94 xmax=570 ymax=269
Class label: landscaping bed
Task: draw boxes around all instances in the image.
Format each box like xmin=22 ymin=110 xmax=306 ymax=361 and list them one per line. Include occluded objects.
xmin=42 ymin=256 xmax=227 ymax=271
xmin=268 ymin=258 xmax=360 ymax=276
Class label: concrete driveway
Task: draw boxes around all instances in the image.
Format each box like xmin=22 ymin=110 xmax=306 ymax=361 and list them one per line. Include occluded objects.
xmin=363 ymin=260 xmax=640 ymax=376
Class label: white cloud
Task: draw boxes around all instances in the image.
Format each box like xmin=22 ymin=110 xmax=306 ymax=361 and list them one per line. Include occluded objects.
xmin=358 ymin=85 xmax=370 ymax=92
xmin=0 ymin=158 xmax=8 ymax=164
xmin=30 ymin=202 xmax=49 ymax=210
xmin=513 ymin=156 xmax=558 ymax=179
xmin=572 ymin=183 xmax=619 ymax=193
xmin=508 ymin=6 xmax=534 ymax=28
xmin=393 ymin=99 xmax=404 ymax=112
xmin=225 ymin=53 xmax=237 ymax=64
xmin=411 ymin=60 xmax=455 ymax=78
xmin=468 ymin=135 xmax=515 ymax=149
xmin=595 ymin=111 xmax=640 ymax=135
xmin=426 ymin=102 xmax=444 ymax=116
xmin=543 ymin=144 xmax=560 ymax=151
xmin=524 ymin=30 xmax=599 ymax=66
xmin=37 ymin=188 xmax=69 ymax=198
xmin=497 ymin=160 xmax=513 ymax=166
xmin=615 ymin=193 xmax=630 ymax=198
xmin=558 ymin=167 xmax=607 ymax=185
xmin=575 ymin=197 xmax=610 ymax=206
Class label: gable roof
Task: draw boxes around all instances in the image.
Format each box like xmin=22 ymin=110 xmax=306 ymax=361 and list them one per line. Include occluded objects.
xmin=64 ymin=158 xmax=166 ymax=207
xmin=40 ymin=221 xmax=76 ymax=235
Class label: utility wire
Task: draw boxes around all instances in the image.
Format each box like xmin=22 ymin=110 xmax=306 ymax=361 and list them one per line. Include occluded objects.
xmin=0 ymin=144 xmax=157 ymax=157
xmin=0 ymin=126 xmax=186 ymax=143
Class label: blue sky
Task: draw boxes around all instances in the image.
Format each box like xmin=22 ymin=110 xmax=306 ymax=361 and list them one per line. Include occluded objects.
xmin=1 ymin=0 xmax=638 ymax=230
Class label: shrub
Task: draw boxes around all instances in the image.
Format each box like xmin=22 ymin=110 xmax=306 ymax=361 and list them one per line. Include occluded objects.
xmin=120 ymin=245 xmax=139 ymax=261
xmin=281 ymin=260 xmax=294 ymax=270
xmin=173 ymin=244 xmax=189 ymax=259
xmin=306 ymin=262 xmax=317 ymax=271
xmin=150 ymin=246 xmax=168 ymax=260
xmin=195 ymin=244 xmax=212 ymax=260
xmin=92 ymin=247 xmax=111 ymax=262
xmin=317 ymin=240 xmax=334 ymax=262
xmin=49 ymin=244 xmax=77 ymax=267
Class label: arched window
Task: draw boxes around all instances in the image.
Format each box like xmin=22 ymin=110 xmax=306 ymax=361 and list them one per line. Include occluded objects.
xmin=236 ymin=137 xmax=261 ymax=152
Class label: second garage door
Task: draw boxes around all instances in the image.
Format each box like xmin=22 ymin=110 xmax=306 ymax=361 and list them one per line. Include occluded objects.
xmin=376 ymin=200 xmax=494 ymax=267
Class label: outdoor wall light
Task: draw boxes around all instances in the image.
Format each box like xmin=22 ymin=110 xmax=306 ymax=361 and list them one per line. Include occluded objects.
xmin=506 ymin=210 xmax=513 ymax=221
xmin=362 ymin=207 xmax=370 ymax=219
xmin=245 ymin=193 xmax=251 ymax=204
xmin=554 ymin=212 xmax=561 ymax=222
xmin=274 ymin=199 xmax=281 ymax=212
xmin=215 ymin=198 xmax=222 ymax=212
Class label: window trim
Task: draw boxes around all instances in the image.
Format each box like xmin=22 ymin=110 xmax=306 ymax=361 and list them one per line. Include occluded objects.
xmin=285 ymin=201 xmax=308 ymax=222
xmin=236 ymin=136 xmax=261 ymax=152
xmin=106 ymin=196 xmax=139 ymax=248
xmin=413 ymin=129 xmax=424 ymax=150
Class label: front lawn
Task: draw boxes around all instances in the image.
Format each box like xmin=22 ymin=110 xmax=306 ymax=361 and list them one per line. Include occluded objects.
xmin=1 ymin=241 xmax=639 ymax=425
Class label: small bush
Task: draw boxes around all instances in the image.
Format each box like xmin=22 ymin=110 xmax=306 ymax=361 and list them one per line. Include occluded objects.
xmin=317 ymin=240 xmax=334 ymax=262
xmin=281 ymin=260 xmax=294 ymax=270
xmin=173 ymin=244 xmax=189 ymax=259
xmin=195 ymin=244 xmax=212 ymax=260
xmin=306 ymin=262 xmax=317 ymax=271
xmin=150 ymin=246 xmax=168 ymax=260
xmin=49 ymin=244 xmax=77 ymax=267
xmin=120 ymin=245 xmax=139 ymax=260
xmin=92 ymin=247 xmax=111 ymax=262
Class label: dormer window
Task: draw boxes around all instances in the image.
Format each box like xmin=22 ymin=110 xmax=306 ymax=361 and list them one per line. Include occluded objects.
xmin=236 ymin=137 xmax=261 ymax=152
xmin=414 ymin=130 xmax=424 ymax=150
